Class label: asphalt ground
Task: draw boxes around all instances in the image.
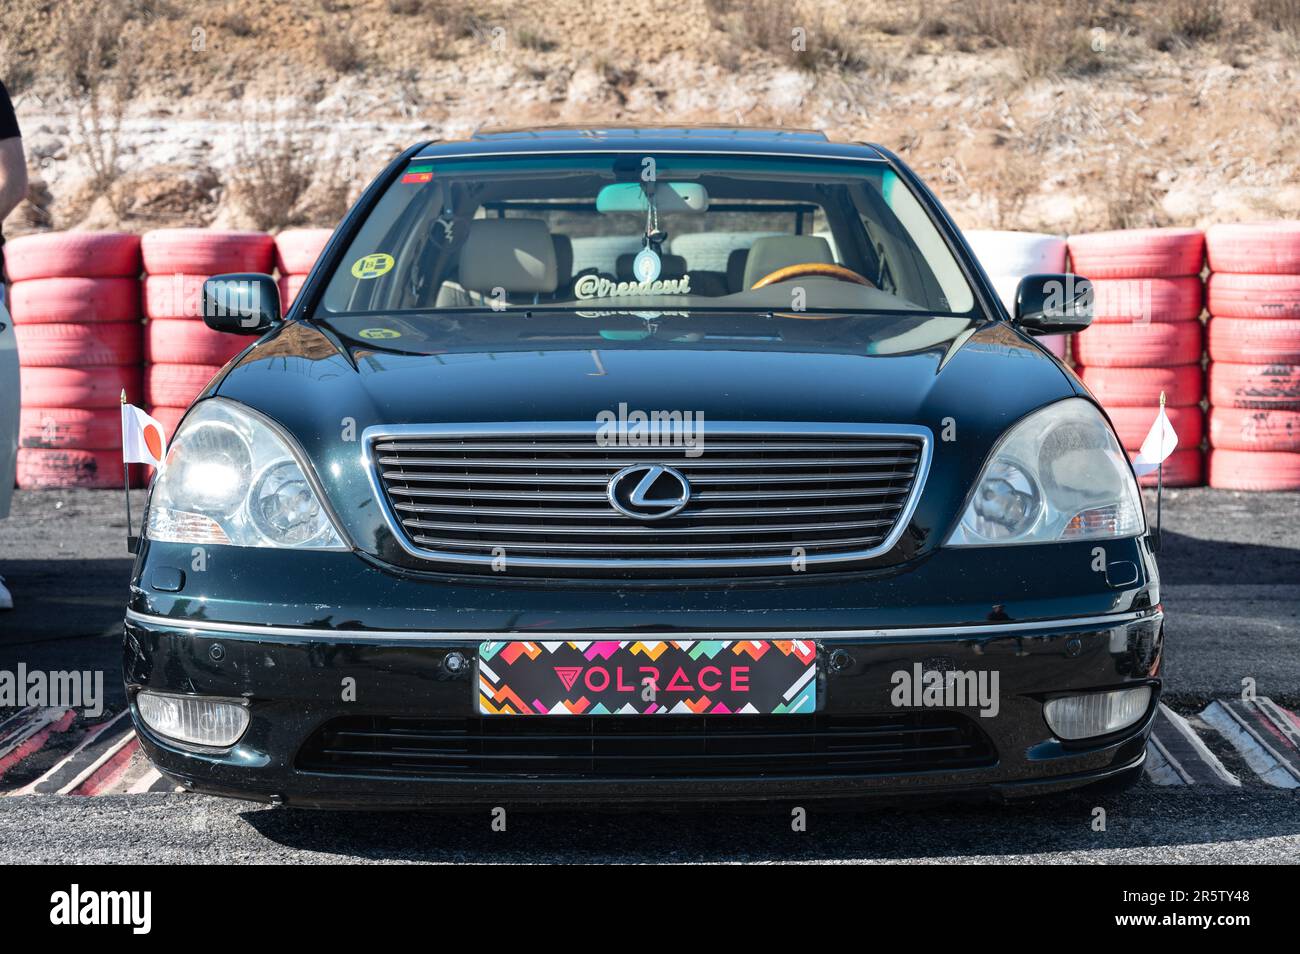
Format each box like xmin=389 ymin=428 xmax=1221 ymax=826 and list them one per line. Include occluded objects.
xmin=1 ymin=487 xmax=1298 ymax=864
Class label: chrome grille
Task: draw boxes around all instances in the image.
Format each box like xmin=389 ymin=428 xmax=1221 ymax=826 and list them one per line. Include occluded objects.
xmin=366 ymin=423 xmax=930 ymax=571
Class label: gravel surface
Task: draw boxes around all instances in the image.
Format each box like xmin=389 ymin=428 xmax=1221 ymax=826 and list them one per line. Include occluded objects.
xmin=2 ymin=788 xmax=1297 ymax=864
xmin=1 ymin=486 xmax=1298 ymax=864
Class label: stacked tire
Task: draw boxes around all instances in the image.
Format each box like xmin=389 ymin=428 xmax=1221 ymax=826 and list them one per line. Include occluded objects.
xmin=275 ymin=229 xmax=331 ymax=311
xmin=963 ymin=230 xmax=1068 ymax=358
xmin=1205 ymin=222 xmax=1300 ymax=491
xmin=1068 ymin=228 xmax=1207 ymax=486
xmin=5 ymin=232 xmax=143 ymax=488
xmin=142 ymin=229 xmax=274 ymax=439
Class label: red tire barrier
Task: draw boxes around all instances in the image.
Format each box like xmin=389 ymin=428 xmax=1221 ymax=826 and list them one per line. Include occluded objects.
xmin=141 ymin=229 xmax=274 ymax=275
xmin=1208 ymin=362 xmax=1300 ymax=410
xmin=1089 ymin=276 xmax=1202 ymax=323
xmin=1073 ymin=321 xmax=1202 ymax=367
xmin=1079 ymin=365 xmax=1204 ymax=407
xmin=148 ymin=406 xmax=189 ymax=442
xmin=18 ymin=407 xmax=121 ymax=450
xmin=15 ymin=448 xmax=125 ymax=489
xmin=1207 ymin=318 xmax=1300 ymax=364
xmin=1209 ymin=408 xmax=1300 ymax=452
xmin=1134 ymin=448 xmax=1203 ymax=487
xmin=1106 ymin=405 xmax=1203 ymax=451
xmin=144 ymin=363 xmax=223 ymax=407
xmin=1206 ymin=272 xmax=1300 ymax=319
xmin=143 ymin=273 xmax=210 ymax=320
xmin=274 ymin=229 xmax=332 ymax=275
xmin=278 ymin=274 xmax=307 ymax=309
xmin=1 ymin=231 xmax=141 ymax=281
xmin=8 ymin=277 xmax=139 ymax=325
xmin=15 ymin=321 xmax=142 ymax=367
xmin=1206 ymin=222 xmax=1300 ymax=275
xmin=1208 ymin=449 xmax=1300 ymax=491
xmin=1067 ymin=228 xmax=1205 ymax=279
xmin=144 ymin=319 xmax=247 ymax=365
xmin=20 ymin=366 xmax=142 ymax=408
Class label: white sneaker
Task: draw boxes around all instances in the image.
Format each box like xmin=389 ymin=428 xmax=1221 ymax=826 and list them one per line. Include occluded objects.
xmin=0 ymin=576 xmax=11 ymax=610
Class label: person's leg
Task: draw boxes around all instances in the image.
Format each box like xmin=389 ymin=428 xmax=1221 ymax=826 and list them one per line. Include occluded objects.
xmin=0 ymin=269 xmax=12 ymax=613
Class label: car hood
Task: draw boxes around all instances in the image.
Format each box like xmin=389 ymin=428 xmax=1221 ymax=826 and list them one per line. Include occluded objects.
xmin=210 ymin=316 xmax=1083 ymax=570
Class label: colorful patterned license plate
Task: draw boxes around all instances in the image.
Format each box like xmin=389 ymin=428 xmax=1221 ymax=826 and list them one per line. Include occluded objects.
xmin=477 ymin=639 xmax=817 ymax=716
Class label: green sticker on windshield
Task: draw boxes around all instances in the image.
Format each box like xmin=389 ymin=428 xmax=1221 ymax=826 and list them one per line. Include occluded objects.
xmin=359 ymin=327 xmax=401 ymax=339
xmin=351 ymin=253 xmax=394 ymax=279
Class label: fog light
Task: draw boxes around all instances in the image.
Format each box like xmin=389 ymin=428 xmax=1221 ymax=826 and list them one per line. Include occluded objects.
xmin=1043 ymin=686 xmax=1151 ymax=740
xmin=137 ymin=691 xmax=249 ymax=747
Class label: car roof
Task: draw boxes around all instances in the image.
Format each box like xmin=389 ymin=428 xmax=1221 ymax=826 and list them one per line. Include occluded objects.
xmin=413 ymin=126 xmax=888 ymax=162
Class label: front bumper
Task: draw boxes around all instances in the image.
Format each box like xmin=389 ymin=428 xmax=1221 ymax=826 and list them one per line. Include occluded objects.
xmin=123 ymin=607 xmax=1163 ymax=808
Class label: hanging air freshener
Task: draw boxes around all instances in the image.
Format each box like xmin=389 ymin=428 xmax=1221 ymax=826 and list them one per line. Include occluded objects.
xmin=632 ymin=245 xmax=661 ymax=284
xmin=632 ymin=186 xmax=665 ymax=284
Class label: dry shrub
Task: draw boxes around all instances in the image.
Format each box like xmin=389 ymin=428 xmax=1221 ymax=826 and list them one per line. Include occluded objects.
xmin=57 ymin=5 xmax=139 ymax=218
xmin=1252 ymin=0 xmax=1300 ymax=32
xmin=1101 ymin=156 xmax=1167 ymax=231
xmin=988 ymin=150 xmax=1043 ymax=229
xmin=704 ymin=0 xmax=888 ymax=74
xmin=317 ymin=30 xmax=364 ymax=73
xmin=228 ymin=110 xmax=313 ymax=231
xmin=516 ymin=26 xmax=556 ymax=52
xmin=945 ymin=0 xmax=1106 ymax=78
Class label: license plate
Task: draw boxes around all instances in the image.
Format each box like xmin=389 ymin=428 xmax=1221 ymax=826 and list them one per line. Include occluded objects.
xmin=477 ymin=640 xmax=817 ymax=716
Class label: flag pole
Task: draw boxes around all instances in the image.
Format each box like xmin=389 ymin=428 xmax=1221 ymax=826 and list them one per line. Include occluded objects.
xmin=121 ymin=389 xmax=137 ymax=554
xmin=1153 ymin=390 xmax=1165 ymax=553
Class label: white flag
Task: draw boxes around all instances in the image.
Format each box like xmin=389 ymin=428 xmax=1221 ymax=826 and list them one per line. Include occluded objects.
xmin=1131 ymin=405 xmax=1178 ymax=477
xmin=121 ymin=399 xmax=169 ymax=471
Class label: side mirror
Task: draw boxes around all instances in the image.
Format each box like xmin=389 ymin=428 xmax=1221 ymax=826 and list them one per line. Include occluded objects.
xmin=201 ymin=273 xmax=281 ymax=336
xmin=1013 ymin=273 xmax=1093 ymax=335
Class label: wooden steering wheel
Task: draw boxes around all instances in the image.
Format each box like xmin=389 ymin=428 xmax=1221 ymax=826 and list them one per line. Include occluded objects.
xmin=750 ymin=262 xmax=876 ymax=290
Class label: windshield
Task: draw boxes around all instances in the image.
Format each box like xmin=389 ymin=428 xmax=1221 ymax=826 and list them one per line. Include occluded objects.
xmin=315 ymin=153 xmax=978 ymax=320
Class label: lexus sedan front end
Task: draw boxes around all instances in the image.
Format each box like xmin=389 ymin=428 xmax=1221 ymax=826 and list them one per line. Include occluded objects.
xmin=124 ymin=127 xmax=1162 ymax=807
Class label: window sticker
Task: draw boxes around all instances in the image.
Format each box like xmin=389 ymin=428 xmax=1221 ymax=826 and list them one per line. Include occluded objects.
xmin=401 ymin=164 xmax=434 ymax=184
xmin=351 ymin=253 xmax=395 ymax=279
xmin=358 ymin=327 xmax=402 ymax=339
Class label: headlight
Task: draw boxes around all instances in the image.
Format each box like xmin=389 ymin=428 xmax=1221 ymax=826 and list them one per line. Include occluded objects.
xmin=146 ymin=398 xmax=346 ymax=549
xmin=1043 ymin=686 xmax=1152 ymax=740
xmin=136 ymin=690 xmax=250 ymax=748
xmin=946 ymin=398 xmax=1143 ymax=546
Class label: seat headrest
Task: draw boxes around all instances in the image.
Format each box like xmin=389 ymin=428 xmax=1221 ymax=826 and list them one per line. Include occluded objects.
xmin=741 ymin=235 xmax=834 ymax=290
xmin=458 ymin=219 xmax=557 ymax=294
xmin=615 ymin=252 xmax=688 ymax=282
xmin=552 ymin=235 xmax=574 ymax=288
xmin=726 ymin=248 xmax=749 ymax=293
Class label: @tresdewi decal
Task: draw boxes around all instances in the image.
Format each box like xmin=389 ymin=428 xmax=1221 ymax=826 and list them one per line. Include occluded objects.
xmin=606 ymin=464 xmax=691 ymax=520
xmin=574 ymin=273 xmax=692 ymax=299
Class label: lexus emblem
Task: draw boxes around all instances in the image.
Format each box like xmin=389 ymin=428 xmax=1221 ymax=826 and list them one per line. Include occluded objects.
xmin=606 ymin=464 xmax=691 ymax=521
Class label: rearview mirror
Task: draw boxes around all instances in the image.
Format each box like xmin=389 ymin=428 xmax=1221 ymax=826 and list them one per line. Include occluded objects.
xmin=1014 ymin=273 xmax=1093 ymax=335
xmin=202 ymin=273 xmax=281 ymax=335
xmin=596 ymin=182 xmax=709 ymax=214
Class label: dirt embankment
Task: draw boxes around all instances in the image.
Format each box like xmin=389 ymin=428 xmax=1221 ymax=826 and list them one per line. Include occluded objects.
xmin=1 ymin=0 xmax=1298 ymax=234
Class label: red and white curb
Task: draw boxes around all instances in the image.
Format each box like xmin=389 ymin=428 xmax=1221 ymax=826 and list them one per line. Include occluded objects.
xmin=1197 ymin=698 xmax=1300 ymax=789
xmin=1145 ymin=704 xmax=1241 ymax=787
xmin=2 ymin=697 xmax=1298 ymax=796
xmin=0 ymin=708 xmax=179 ymax=797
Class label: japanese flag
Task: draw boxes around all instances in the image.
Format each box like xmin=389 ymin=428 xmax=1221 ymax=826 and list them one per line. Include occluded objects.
xmin=121 ymin=397 xmax=168 ymax=471
xmin=1130 ymin=404 xmax=1178 ymax=478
